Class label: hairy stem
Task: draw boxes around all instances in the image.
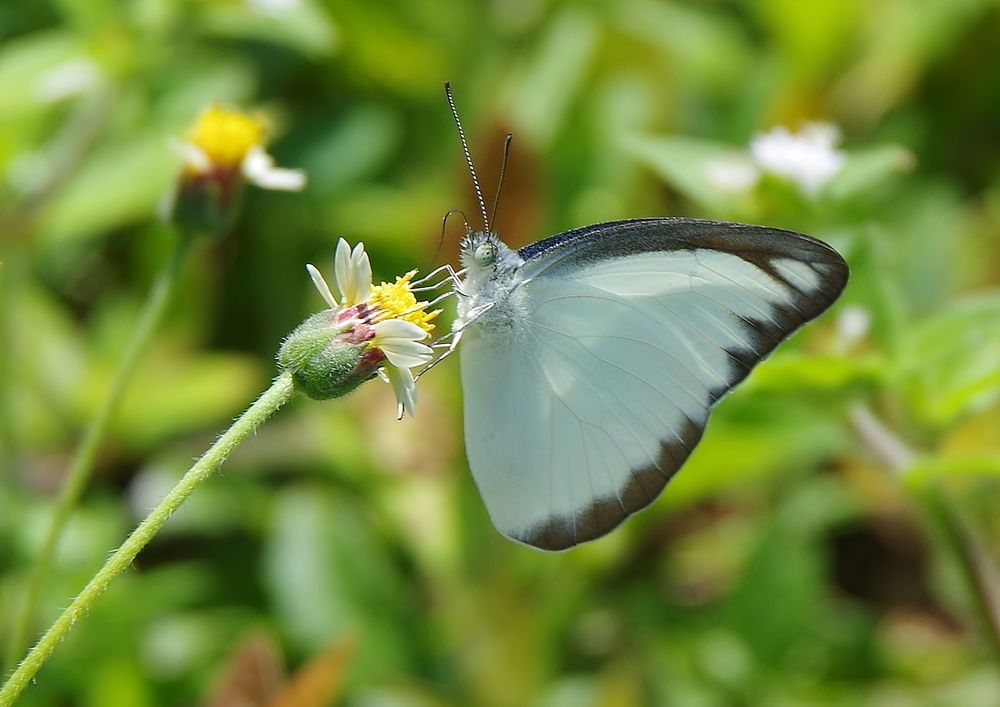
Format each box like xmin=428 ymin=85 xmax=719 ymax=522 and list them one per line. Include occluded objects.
xmin=4 ymin=236 xmax=190 ymax=670
xmin=0 ymin=371 xmax=295 ymax=706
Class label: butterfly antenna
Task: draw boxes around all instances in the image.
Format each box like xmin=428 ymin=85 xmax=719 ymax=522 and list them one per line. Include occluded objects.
xmin=489 ymin=133 xmax=513 ymax=231
xmin=445 ymin=82 xmax=490 ymax=232
xmin=432 ymin=207 xmax=470 ymax=264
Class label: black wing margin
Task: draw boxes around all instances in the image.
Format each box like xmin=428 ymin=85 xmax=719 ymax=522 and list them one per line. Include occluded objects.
xmin=519 ymin=217 xmax=849 ymax=398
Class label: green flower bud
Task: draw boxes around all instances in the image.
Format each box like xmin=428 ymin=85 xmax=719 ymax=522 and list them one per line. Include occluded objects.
xmin=168 ymin=174 xmax=244 ymax=238
xmin=277 ymin=309 xmax=384 ymax=401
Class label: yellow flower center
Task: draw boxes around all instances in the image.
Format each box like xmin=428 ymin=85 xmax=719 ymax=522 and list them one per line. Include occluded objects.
xmin=369 ymin=271 xmax=441 ymax=334
xmin=185 ymin=105 xmax=266 ymax=169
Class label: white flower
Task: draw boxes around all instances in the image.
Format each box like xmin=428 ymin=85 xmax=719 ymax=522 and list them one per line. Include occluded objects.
xmin=333 ymin=237 xmax=372 ymax=306
xmin=306 ymin=239 xmax=439 ymax=417
xmin=704 ymin=153 xmax=760 ymax=194
xmin=836 ymin=305 xmax=871 ymax=350
xmin=241 ymin=145 xmax=307 ymax=191
xmin=750 ymin=123 xmax=845 ymax=196
xmin=178 ymin=105 xmax=306 ymax=192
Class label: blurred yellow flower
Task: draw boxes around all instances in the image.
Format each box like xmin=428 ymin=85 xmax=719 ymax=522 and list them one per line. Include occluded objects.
xmin=178 ymin=104 xmax=306 ymax=191
xmin=184 ymin=105 xmax=267 ymax=171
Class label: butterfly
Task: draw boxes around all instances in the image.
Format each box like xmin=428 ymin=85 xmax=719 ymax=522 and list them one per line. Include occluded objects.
xmin=431 ymin=85 xmax=849 ymax=551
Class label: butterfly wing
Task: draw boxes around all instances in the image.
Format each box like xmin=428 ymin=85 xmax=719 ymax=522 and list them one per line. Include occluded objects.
xmin=460 ymin=218 xmax=848 ymax=551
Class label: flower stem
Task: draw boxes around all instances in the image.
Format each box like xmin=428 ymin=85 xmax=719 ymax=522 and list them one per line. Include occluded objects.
xmin=4 ymin=236 xmax=191 ymax=671
xmin=922 ymin=489 xmax=1000 ymax=659
xmin=848 ymin=403 xmax=1000 ymax=663
xmin=0 ymin=371 xmax=295 ymax=706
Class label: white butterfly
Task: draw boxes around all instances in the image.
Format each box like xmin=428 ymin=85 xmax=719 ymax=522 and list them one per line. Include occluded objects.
xmin=431 ymin=86 xmax=849 ymax=551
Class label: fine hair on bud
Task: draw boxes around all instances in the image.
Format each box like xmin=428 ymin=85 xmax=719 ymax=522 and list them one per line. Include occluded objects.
xmin=277 ymin=311 xmax=381 ymax=400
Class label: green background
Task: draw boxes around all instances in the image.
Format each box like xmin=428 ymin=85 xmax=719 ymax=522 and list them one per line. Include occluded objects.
xmin=2 ymin=0 xmax=1000 ymax=705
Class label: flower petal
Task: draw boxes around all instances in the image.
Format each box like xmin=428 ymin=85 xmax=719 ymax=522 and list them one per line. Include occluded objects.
xmin=305 ymin=263 xmax=337 ymax=309
xmin=351 ymin=242 xmax=371 ymax=303
xmin=379 ymin=338 xmax=433 ymax=369
xmin=703 ymin=154 xmax=759 ymax=194
xmin=334 ymin=238 xmax=353 ymax=304
xmin=383 ymin=363 xmax=417 ymax=418
xmin=242 ymin=145 xmax=307 ymax=191
xmin=749 ymin=123 xmax=844 ymax=196
xmin=372 ymin=318 xmax=428 ymax=342
xmin=176 ymin=140 xmax=211 ymax=173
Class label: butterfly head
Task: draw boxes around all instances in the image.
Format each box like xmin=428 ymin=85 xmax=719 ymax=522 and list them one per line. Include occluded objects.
xmin=460 ymin=230 xmax=519 ymax=274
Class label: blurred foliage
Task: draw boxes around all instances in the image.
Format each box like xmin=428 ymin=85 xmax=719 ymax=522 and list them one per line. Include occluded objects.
xmin=2 ymin=0 xmax=1000 ymax=705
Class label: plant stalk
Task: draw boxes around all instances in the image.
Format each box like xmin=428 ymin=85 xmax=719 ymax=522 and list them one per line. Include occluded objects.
xmin=4 ymin=236 xmax=190 ymax=670
xmin=0 ymin=371 xmax=295 ymax=707
xmin=849 ymin=403 xmax=1000 ymax=663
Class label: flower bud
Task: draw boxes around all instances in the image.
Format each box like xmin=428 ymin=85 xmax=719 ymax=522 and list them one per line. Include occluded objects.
xmin=165 ymin=105 xmax=306 ymax=238
xmin=277 ymin=309 xmax=384 ymax=401
xmin=282 ymin=239 xmax=444 ymax=417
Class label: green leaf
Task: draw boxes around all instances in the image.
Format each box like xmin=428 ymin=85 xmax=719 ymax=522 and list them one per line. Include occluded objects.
xmin=509 ymin=9 xmax=600 ymax=146
xmin=100 ymin=351 xmax=264 ymax=450
xmin=263 ymin=488 xmax=417 ymax=682
xmin=0 ymin=30 xmax=83 ymax=121
xmin=197 ymin=0 xmax=339 ymax=58
xmin=896 ymin=292 xmax=1000 ymax=425
xmin=625 ymin=133 xmax=751 ymax=214
xmin=746 ymin=353 xmax=885 ymax=394
xmin=904 ymin=454 xmax=1000 ymax=487
xmin=826 ymin=144 xmax=915 ymax=202
xmin=38 ymin=131 xmax=176 ymax=244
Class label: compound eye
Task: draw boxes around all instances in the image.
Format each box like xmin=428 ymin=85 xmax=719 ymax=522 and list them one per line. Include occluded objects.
xmin=474 ymin=241 xmax=496 ymax=267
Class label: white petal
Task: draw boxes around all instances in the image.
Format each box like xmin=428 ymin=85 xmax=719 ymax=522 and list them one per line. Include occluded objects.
xmin=372 ymin=319 xmax=428 ymax=341
xmin=379 ymin=338 xmax=433 ymax=368
xmin=334 ymin=238 xmax=354 ymax=304
xmin=749 ymin=123 xmax=845 ymax=196
xmin=383 ymin=364 xmax=417 ymax=418
xmin=305 ymin=263 xmax=337 ymax=309
xmin=351 ymin=242 xmax=371 ymax=303
xmin=242 ymin=145 xmax=307 ymax=191
xmin=703 ymin=154 xmax=759 ymax=194
xmin=175 ymin=140 xmax=211 ymax=173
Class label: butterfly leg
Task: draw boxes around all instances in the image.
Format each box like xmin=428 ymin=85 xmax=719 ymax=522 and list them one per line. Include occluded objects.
xmin=411 ymin=264 xmax=467 ymax=294
xmin=414 ymin=301 xmax=495 ymax=381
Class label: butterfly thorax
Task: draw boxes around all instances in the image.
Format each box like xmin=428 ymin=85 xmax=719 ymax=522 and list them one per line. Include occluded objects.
xmin=456 ymin=231 xmax=528 ymax=333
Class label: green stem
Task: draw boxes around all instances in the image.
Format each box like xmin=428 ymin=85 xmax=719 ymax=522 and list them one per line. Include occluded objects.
xmin=921 ymin=487 xmax=1000 ymax=661
xmin=849 ymin=404 xmax=1000 ymax=663
xmin=4 ymin=237 xmax=190 ymax=670
xmin=0 ymin=371 xmax=295 ymax=706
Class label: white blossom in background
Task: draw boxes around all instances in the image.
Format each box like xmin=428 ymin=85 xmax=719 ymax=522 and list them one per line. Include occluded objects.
xmin=835 ymin=305 xmax=872 ymax=351
xmin=750 ymin=123 xmax=846 ymax=196
xmin=703 ymin=153 xmax=760 ymax=194
xmin=247 ymin=0 xmax=301 ymax=14
xmin=34 ymin=59 xmax=101 ymax=103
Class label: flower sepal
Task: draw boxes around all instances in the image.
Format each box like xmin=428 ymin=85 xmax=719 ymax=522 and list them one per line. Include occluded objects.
xmin=283 ymin=238 xmax=441 ymax=416
xmin=277 ymin=310 xmax=384 ymax=401
xmin=169 ymin=173 xmax=245 ymax=239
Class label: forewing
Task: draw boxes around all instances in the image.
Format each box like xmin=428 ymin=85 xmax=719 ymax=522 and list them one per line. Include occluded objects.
xmin=462 ymin=218 xmax=848 ymax=551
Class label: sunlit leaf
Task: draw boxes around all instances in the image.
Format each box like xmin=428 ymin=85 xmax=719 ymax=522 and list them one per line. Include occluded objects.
xmin=198 ymin=0 xmax=339 ymax=58
xmin=624 ymin=133 xmax=751 ymax=214
xmin=826 ymin=144 xmax=915 ymax=202
xmin=896 ymin=292 xmax=1000 ymax=425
